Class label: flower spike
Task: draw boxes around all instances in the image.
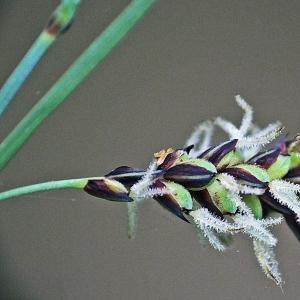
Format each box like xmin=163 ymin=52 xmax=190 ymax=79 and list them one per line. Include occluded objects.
xmin=2 ymin=95 xmax=298 ymax=287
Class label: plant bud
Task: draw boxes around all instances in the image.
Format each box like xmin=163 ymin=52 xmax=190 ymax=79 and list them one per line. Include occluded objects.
xmin=84 ymin=178 xmax=132 ymax=202
xmin=163 ymin=158 xmax=217 ymax=190
xmin=151 ymin=180 xmax=193 ymax=222
xmin=46 ymin=1 xmax=80 ymax=36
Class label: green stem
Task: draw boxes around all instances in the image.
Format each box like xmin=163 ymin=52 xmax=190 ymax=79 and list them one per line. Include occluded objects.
xmin=127 ymin=201 xmax=138 ymax=239
xmin=0 ymin=177 xmax=101 ymax=201
xmin=0 ymin=0 xmax=157 ymax=170
xmin=0 ymin=0 xmax=81 ymax=116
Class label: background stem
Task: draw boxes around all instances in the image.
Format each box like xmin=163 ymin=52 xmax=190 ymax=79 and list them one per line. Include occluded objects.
xmin=0 ymin=0 xmax=80 ymax=116
xmin=0 ymin=0 xmax=156 ymax=170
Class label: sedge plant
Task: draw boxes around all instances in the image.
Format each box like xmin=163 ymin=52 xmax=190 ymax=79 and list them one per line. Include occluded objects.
xmin=1 ymin=0 xmax=300 ymax=289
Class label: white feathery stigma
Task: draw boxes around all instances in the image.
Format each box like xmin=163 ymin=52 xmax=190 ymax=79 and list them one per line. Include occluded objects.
xmin=233 ymin=214 xmax=282 ymax=247
xmin=184 ymin=120 xmax=214 ymax=158
xmin=215 ymin=95 xmax=253 ymax=140
xmin=253 ymin=240 xmax=283 ymax=287
xmin=130 ymin=161 xmax=158 ymax=202
xmin=269 ymin=180 xmax=300 ymax=222
xmin=190 ymin=208 xmax=237 ymax=251
xmin=213 ymin=96 xmax=282 ymax=159
xmin=237 ymin=123 xmax=282 ymax=149
xmin=218 ymin=173 xmax=253 ymax=215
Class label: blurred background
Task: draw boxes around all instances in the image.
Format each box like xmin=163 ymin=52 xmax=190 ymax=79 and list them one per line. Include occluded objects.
xmin=1 ymin=0 xmax=300 ymax=299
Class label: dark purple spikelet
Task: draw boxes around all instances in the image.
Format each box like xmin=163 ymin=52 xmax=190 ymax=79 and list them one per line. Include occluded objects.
xmin=151 ymin=179 xmax=190 ymax=222
xmin=284 ymin=167 xmax=300 ymax=184
xmin=192 ymin=190 xmax=223 ymax=218
xmin=164 ymin=163 xmax=216 ymax=190
xmin=248 ymin=148 xmax=281 ymax=168
xmin=84 ymin=178 xmax=133 ymax=202
xmin=105 ymin=166 xmax=146 ymax=187
xmin=198 ymin=139 xmax=238 ymax=164
xmin=260 ymin=190 xmax=300 ymax=242
xmin=224 ymin=165 xmax=269 ymax=189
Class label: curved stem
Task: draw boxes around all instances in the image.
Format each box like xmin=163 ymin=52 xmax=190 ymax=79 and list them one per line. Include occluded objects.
xmin=0 ymin=177 xmax=101 ymax=201
xmin=0 ymin=0 xmax=157 ymax=170
xmin=0 ymin=0 xmax=81 ymax=116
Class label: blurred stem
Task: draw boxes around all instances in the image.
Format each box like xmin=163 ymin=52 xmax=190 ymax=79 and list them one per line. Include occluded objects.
xmin=127 ymin=201 xmax=138 ymax=239
xmin=0 ymin=0 xmax=157 ymax=170
xmin=0 ymin=177 xmax=103 ymax=201
xmin=0 ymin=0 xmax=81 ymax=116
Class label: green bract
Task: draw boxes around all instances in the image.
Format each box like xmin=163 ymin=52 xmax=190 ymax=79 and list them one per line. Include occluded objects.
xmin=216 ymin=150 xmax=243 ymax=169
xmin=230 ymin=163 xmax=270 ymax=184
xmin=243 ymin=195 xmax=263 ymax=219
xmin=267 ymin=154 xmax=291 ymax=180
xmin=207 ymin=179 xmax=237 ymax=214
xmin=164 ymin=181 xmax=193 ymax=210
xmin=186 ymin=158 xmax=217 ymax=173
xmin=289 ymin=152 xmax=300 ymax=170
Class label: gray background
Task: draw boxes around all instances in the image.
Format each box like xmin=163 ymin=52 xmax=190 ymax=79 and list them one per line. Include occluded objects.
xmin=1 ymin=0 xmax=300 ymax=299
